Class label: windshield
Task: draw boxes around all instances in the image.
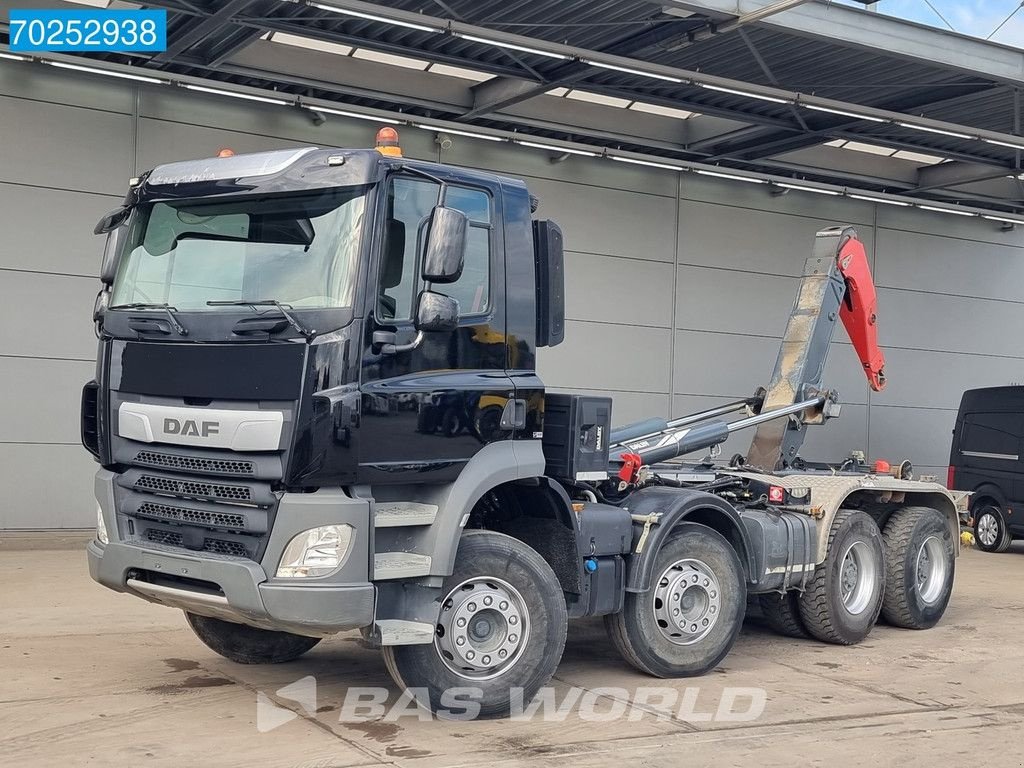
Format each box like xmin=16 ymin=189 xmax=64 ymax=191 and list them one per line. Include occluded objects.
xmin=111 ymin=187 xmax=368 ymax=311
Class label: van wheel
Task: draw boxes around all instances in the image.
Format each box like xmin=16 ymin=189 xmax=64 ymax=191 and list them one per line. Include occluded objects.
xmin=974 ymin=504 xmax=1012 ymax=553
xmin=799 ymin=510 xmax=885 ymax=645
xmin=605 ymin=523 xmax=746 ymax=677
xmin=881 ymin=506 xmax=955 ymax=629
xmin=381 ymin=531 xmax=567 ymax=719
xmin=185 ymin=613 xmax=320 ymax=663
xmin=758 ymin=591 xmax=809 ymax=638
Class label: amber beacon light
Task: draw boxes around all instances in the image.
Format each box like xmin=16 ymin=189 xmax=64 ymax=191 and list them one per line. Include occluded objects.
xmin=375 ymin=127 xmax=402 ymax=157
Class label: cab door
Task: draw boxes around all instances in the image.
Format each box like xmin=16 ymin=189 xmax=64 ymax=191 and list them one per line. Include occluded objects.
xmin=358 ymin=173 xmax=514 ymax=485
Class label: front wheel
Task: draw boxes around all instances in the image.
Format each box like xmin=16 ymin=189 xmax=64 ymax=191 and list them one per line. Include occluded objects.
xmin=881 ymin=506 xmax=955 ymax=629
xmin=185 ymin=613 xmax=320 ymax=664
xmin=382 ymin=531 xmax=568 ymax=719
xmin=974 ymin=504 xmax=1012 ymax=553
xmin=605 ymin=523 xmax=746 ymax=678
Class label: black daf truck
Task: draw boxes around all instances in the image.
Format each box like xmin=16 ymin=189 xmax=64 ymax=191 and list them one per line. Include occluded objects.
xmin=84 ymin=132 xmax=959 ymax=717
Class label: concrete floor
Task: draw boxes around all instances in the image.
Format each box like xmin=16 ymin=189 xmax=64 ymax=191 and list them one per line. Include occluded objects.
xmin=3 ymin=544 xmax=1024 ymax=768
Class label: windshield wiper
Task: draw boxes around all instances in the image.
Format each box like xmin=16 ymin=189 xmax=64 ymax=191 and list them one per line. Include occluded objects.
xmin=110 ymin=302 xmax=188 ymax=336
xmin=207 ymin=300 xmax=316 ymax=339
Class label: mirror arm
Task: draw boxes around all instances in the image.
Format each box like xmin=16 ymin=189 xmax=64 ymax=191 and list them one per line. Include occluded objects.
xmin=381 ymin=331 xmax=424 ymax=355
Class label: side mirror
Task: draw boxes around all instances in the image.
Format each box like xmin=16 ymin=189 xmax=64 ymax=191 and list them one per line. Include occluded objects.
xmin=99 ymin=226 xmax=126 ymax=285
xmin=94 ymin=206 xmax=130 ymax=235
xmin=415 ymin=290 xmax=459 ymax=332
xmin=422 ymin=206 xmax=467 ymax=284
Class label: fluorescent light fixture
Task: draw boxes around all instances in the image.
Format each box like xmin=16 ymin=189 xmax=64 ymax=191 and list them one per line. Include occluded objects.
xmin=414 ymin=124 xmax=503 ymax=141
xmin=611 ymin=156 xmax=684 ymax=171
xmin=585 ymin=60 xmax=682 ymax=83
xmin=270 ymin=31 xmax=353 ymax=56
xmin=694 ymin=169 xmax=766 ymax=183
xmin=917 ymin=204 xmax=976 ymax=217
xmin=565 ymin=90 xmax=631 ymax=108
xmin=774 ymin=182 xmax=840 ymax=196
xmin=309 ymin=2 xmax=442 ymax=33
xmin=896 ymin=122 xmax=974 ymax=140
xmin=317 ymin=106 xmax=399 ymax=124
xmin=517 ymin=140 xmax=596 ymax=157
xmin=803 ymin=104 xmax=884 ymax=123
xmin=352 ymin=48 xmax=430 ymax=70
xmin=426 ymin=63 xmax=492 ymax=82
xmin=840 ymin=140 xmax=897 ymax=157
xmin=0 ymin=52 xmax=27 ymax=61
xmin=982 ymin=214 xmax=1023 ymax=224
xmin=892 ymin=149 xmax=946 ymax=165
xmin=459 ymin=34 xmax=568 ymax=60
xmin=629 ymin=101 xmax=697 ymax=120
xmin=48 ymin=61 xmax=165 ymax=84
xmin=848 ymin=193 xmax=910 ymax=207
xmin=697 ymin=82 xmax=789 ymax=104
xmin=983 ymin=137 xmax=1024 ymax=151
xmin=182 ymin=84 xmax=289 ymax=106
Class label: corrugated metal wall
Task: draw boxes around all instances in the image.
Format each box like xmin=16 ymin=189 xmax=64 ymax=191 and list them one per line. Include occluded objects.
xmin=3 ymin=60 xmax=1023 ymax=529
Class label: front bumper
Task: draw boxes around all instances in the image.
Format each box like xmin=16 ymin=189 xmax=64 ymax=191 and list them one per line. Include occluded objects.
xmin=87 ymin=540 xmax=374 ymax=637
xmin=89 ymin=470 xmax=375 ymax=637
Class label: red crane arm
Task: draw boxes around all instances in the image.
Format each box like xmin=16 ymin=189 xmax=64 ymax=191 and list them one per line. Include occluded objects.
xmin=836 ymin=235 xmax=886 ymax=392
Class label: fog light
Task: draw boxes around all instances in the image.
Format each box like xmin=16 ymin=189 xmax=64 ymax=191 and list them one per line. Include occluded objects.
xmin=276 ymin=525 xmax=354 ymax=578
xmin=96 ymin=505 xmax=109 ymax=545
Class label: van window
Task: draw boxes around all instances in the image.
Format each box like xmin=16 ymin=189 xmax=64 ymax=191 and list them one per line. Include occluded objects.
xmin=962 ymin=412 xmax=1022 ymax=458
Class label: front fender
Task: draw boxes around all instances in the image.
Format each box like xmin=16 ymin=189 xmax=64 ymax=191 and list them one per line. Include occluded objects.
xmin=623 ymin=486 xmax=754 ymax=592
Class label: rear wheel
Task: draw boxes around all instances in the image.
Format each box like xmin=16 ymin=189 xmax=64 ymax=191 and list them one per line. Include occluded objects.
xmin=758 ymin=591 xmax=809 ymax=638
xmin=605 ymin=523 xmax=746 ymax=678
xmin=881 ymin=506 xmax=955 ymax=629
xmin=799 ymin=510 xmax=885 ymax=645
xmin=973 ymin=503 xmax=1012 ymax=553
xmin=185 ymin=613 xmax=320 ymax=664
xmin=382 ymin=531 xmax=567 ymax=719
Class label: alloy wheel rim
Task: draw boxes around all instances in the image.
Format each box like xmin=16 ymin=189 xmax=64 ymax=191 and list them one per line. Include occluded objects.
xmin=434 ymin=576 xmax=530 ymax=680
xmin=839 ymin=540 xmax=878 ymax=615
xmin=915 ymin=535 xmax=947 ymax=605
xmin=652 ymin=558 xmax=722 ymax=645
xmin=977 ymin=512 xmax=999 ymax=547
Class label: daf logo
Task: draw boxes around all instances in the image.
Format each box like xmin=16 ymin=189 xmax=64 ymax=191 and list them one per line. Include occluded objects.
xmin=163 ymin=418 xmax=220 ymax=438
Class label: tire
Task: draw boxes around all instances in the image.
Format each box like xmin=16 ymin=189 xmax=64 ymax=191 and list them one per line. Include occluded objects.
xmin=758 ymin=591 xmax=809 ymax=638
xmin=798 ymin=510 xmax=885 ymax=645
xmin=185 ymin=613 xmax=320 ymax=664
xmin=881 ymin=506 xmax=955 ymax=629
xmin=605 ymin=523 xmax=746 ymax=678
xmin=381 ymin=531 xmax=568 ymax=719
xmin=973 ymin=503 xmax=1012 ymax=553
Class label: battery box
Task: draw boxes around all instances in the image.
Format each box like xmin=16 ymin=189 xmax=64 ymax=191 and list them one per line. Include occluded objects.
xmin=542 ymin=394 xmax=612 ymax=481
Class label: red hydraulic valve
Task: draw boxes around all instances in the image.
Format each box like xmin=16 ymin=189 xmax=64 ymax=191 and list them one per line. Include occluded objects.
xmin=835 ymin=235 xmax=886 ymax=392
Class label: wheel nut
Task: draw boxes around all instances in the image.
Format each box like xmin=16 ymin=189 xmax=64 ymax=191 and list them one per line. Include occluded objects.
xmin=498 ymin=649 xmax=507 ymax=658
xmin=456 ymin=617 xmax=467 ymax=627
xmin=499 ymin=601 xmax=508 ymax=610
xmin=509 ymin=615 xmax=518 ymax=625
xmin=483 ymin=596 xmax=492 ymax=606
xmin=467 ymin=603 xmax=477 ymax=612
xmin=703 ymin=579 xmax=709 ymax=587
xmin=691 ymin=624 xmax=698 ymax=632
xmin=456 ymin=636 xmax=465 ymax=646
xmin=702 ymin=618 xmax=709 ymax=626
xmin=482 ymin=655 xmax=491 ymax=665
xmin=710 ymin=591 xmax=717 ymax=599
xmin=509 ymin=634 xmax=517 ymax=643
xmin=466 ymin=651 xmax=475 ymax=660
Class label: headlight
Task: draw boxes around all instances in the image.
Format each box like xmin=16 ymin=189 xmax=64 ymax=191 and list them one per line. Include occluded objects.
xmin=276 ymin=525 xmax=354 ymax=578
xmin=96 ymin=505 xmax=109 ymax=545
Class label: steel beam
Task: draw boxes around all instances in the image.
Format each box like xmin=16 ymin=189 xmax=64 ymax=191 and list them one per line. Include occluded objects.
xmin=916 ymin=161 xmax=1017 ymax=191
xmin=149 ymin=0 xmax=253 ymax=65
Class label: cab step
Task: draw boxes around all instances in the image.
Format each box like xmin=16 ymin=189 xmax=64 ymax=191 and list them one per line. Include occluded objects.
xmin=374 ymin=552 xmax=432 ymax=579
xmin=374 ymin=502 xmax=438 ymax=528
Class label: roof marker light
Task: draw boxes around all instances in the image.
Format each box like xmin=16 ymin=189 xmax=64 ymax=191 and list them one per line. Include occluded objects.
xmin=517 ymin=140 xmax=597 ymax=157
xmin=918 ymin=204 xmax=976 ymax=217
xmin=459 ymin=34 xmax=568 ymax=60
xmin=316 ymin=106 xmax=400 ymax=124
xmin=896 ymin=122 xmax=974 ymax=140
xmin=848 ymin=193 xmax=911 ymax=207
xmin=983 ymin=137 xmax=1024 ymax=151
xmin=696 ymin=82 xmax=789 ymax=104
xmin=694 ymin=169 xmax=767 ymax=183
xmin=774 ymin=182 xmax=840 ymax=196
xmin=414 ymin=124 xmax=503 ymax=141
xmin=182 ymin=84 xmax=289 ymax=105
xmin=803 ymin=104 xmax=885 ymax=123
xmin=308 ymin=2 xmax=443 ymax=33
xmin=585 ymin=60 xmax=683 ymax=83
xmin=48 ymin=61 xmax=165 ymax=84
xmin=611 ymin=156 xmax=685 ymax=171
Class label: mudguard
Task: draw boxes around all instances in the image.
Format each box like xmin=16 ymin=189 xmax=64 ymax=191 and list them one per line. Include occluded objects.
xmin=622 ymin=486 xmax=755 ymax=592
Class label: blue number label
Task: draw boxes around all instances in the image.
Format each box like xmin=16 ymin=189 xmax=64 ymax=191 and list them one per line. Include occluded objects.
xmin=8 ymin=9 xmax=167 ymax=52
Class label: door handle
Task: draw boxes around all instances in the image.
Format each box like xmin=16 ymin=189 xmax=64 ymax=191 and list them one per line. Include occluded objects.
xmin=500 ymin=398 xmax=527 ymax=431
